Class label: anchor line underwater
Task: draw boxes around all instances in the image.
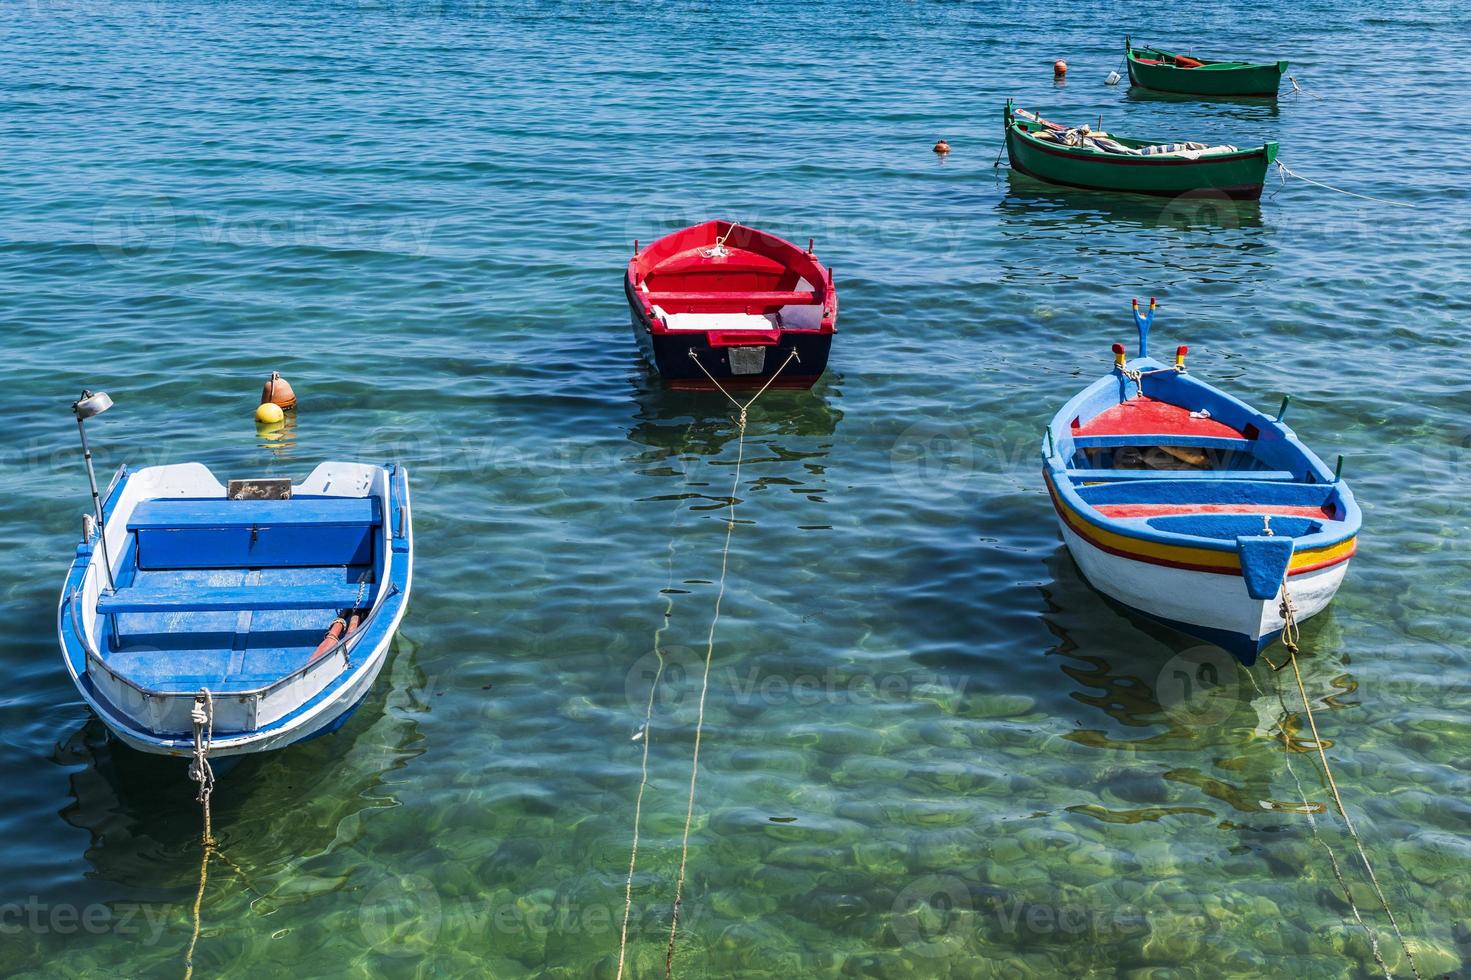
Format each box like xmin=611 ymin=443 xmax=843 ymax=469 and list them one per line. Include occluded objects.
xmin=612 ymin=348 xmax=800 ymax=979
xmin=1262 ymin=584 xmax=1422 ymax=979
xmin=669 ymin=347 xmax=799 ymax=978
xmin=1242 ymin=669 xmax=1392 ymax=979
xmin=615 ymin=523 xmax=681 ymax=979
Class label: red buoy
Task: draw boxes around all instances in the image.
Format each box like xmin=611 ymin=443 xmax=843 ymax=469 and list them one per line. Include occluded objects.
xmin=1054 ymin=60 xmax=1068 ymax=76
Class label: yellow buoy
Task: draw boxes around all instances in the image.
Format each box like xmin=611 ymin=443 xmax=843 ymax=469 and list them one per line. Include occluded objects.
xmin=255 ymin=402 xmax=284 ymax=425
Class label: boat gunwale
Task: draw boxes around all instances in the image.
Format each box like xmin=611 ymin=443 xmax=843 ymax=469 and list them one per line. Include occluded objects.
xmin=625 ymin=219 xmax=837 ymax=340
xmin=1006 ymin=117 xmax=1275 ymax=168
xmin=1041 ymin=358 xmax=1361 ymax=563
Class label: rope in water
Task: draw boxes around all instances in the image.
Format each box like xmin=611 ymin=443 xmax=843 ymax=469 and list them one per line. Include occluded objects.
xmin=1266 ymin=587 xmax=1421 ymax=979
xmin=1286 ymin=74 xmax=1324 ymax=101
xmin=1242 ymin=668 xmax=1391 ymax=979
xmin=183 ymin=689 xmax=215 ymax=980
xmin=1275 ymin=162 xmax=1417 ymax=209
xmin=660 ymin=348 xmax=799 ymax=978
xmin=614 ymin=531 xmax=680 ymax=980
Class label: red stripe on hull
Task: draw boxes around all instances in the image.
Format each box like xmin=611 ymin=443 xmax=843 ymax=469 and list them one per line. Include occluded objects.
xmin=1046 ymin=477 xmax=1355 ymax=577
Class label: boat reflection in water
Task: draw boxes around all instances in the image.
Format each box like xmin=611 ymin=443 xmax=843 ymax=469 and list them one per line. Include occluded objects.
xmin=999 ymin=173 xmax=1266 ymax=233
xmin=623 ymin=373 xmax=842 ymax=509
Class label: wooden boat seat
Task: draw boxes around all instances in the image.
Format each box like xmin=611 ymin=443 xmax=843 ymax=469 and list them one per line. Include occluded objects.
xmin=98 ymin=583 xmax=367 ymax=615
xmin=128 ymin=497 xmax=380 ymax=570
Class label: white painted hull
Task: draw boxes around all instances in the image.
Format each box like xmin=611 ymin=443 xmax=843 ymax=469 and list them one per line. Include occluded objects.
xmin=1056 ymin=518 xmax=1349 ymax=661
xmin=74 ymin=632 xmax=397 ymax=758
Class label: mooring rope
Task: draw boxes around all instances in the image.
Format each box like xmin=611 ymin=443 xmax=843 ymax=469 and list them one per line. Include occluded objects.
xmin=1244 ymin=667 xmax=1392 ymax=979
xmin=1275 ymin=162 xmax=1417 ymax=209
xmin=183 ymin=689 xmax=215 ymax=980
xmin=615 ymin=529 xmax=680 ymax=980
xmin=1286 ymin=74 xmax=1324 ymax=101
xmin=1267 ymin=587 xmax=1421 ymax=979
xmin=702 ymin=222 xmax=739 ymax=259
xmin=656 ymin=348 xmax=800 ymax=978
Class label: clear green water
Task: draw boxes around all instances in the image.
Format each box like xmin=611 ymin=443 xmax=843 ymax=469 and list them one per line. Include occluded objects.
xmin=2 ymin=1 xmax=1469 ymax=976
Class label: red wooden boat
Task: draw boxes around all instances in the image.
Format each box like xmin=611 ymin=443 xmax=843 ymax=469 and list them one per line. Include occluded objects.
xmin=624 ymin=220 xmax=837 ymax=389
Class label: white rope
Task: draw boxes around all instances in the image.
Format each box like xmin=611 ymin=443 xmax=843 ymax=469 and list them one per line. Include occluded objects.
xmin=184 ymin=689 xmax=215 ymax=980
xmin=664 ymin=417 xmax=743 ymax=979
xmin=1287 ymin=74 xmax=1324 ymax=101
xmin=659 ymin=348 xmax=799 ymax=978
xmin=615 ymin=531 xmax=680 ymax=980
xmin=1276 ymin=162 xmax=1417 ymax=209
xmin=702 ymin=222 xmax=739 ymax=258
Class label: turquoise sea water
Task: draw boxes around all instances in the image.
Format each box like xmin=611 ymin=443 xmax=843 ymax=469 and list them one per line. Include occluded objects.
xmin=3 ymin=0 xmax=1470 ymax=976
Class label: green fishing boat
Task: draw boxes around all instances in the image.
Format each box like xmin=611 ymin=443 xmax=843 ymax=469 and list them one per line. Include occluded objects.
xmin=1125 ymin=35 xmax=1287 ymax=98
xmin=1003 ymin=102 xmax=1278 ymax=201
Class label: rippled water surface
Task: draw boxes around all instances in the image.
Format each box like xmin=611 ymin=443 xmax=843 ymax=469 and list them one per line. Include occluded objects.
xmin=3 ymin=1 xmax=1470 ymax=976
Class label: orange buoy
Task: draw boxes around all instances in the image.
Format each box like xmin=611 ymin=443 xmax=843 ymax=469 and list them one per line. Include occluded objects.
xmin=933 ymin=138 xmax=951 ymax=155
xmin=1053 ymin=59 xmax=1068 ymax=76
xmin=260 ymin=371 xmax=297 ymax=411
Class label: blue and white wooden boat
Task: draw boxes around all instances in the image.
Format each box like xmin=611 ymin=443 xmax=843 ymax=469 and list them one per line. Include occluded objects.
xmin=1042 ymin=301 xmax=1360 ymax=664
xmin=58 ymin=460 xmax=413 ymax=757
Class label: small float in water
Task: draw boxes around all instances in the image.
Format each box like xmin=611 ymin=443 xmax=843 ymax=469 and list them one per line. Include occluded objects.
xmin=1041 ymin=302 xmax=1359 ymax=664
xmin=1004 ymin=101 xmax=1277 ymax=200
xmin=1126 ymin=35 xmax=1287 ymax=98
xmin=625 ymin=220 xmax=837 ymax=389
xmin=57 ymin=391 xmax=413 ymax=757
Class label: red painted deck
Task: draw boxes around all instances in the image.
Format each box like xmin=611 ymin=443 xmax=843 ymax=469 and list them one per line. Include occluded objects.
xmin=1074 ymin=397 xmax=1244 ymax=439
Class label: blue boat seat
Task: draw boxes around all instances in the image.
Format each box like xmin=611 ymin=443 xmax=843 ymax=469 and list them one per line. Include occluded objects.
xmin=1066 ymin=468 xmax=1297 ymax=482
xmin=98 ymin=583 xmax=367 ymax=615
xmin=128 ymin=496 xmax=380 ymax=570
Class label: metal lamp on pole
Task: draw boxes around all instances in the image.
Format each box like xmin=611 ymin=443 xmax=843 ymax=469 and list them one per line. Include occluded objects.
xmin=72 ymin=390 xmax=117 ymax=593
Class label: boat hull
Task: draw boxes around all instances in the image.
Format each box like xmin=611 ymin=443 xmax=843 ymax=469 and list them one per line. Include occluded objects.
xmin=1055 ymin=517 xmax=1348 ymax=665
xmin=627 ymin=303 xmax=832 ymax=389
xmin=57 ymin=462 xmax=414 ymax=758
xmin=625 ymin=220 xmax=836 ymax=389
xmin=1005 ymin=125 xmax=1275 ymax=200
xmin=1127 ymin=55 xmax=1286 ymax=98
xmin=68 ymin=634 xmax=396 ymax=757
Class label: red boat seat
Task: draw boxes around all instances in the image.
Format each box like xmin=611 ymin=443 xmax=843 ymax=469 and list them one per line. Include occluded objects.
xmin=644 ymin=290 xmax=817 ymax=305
